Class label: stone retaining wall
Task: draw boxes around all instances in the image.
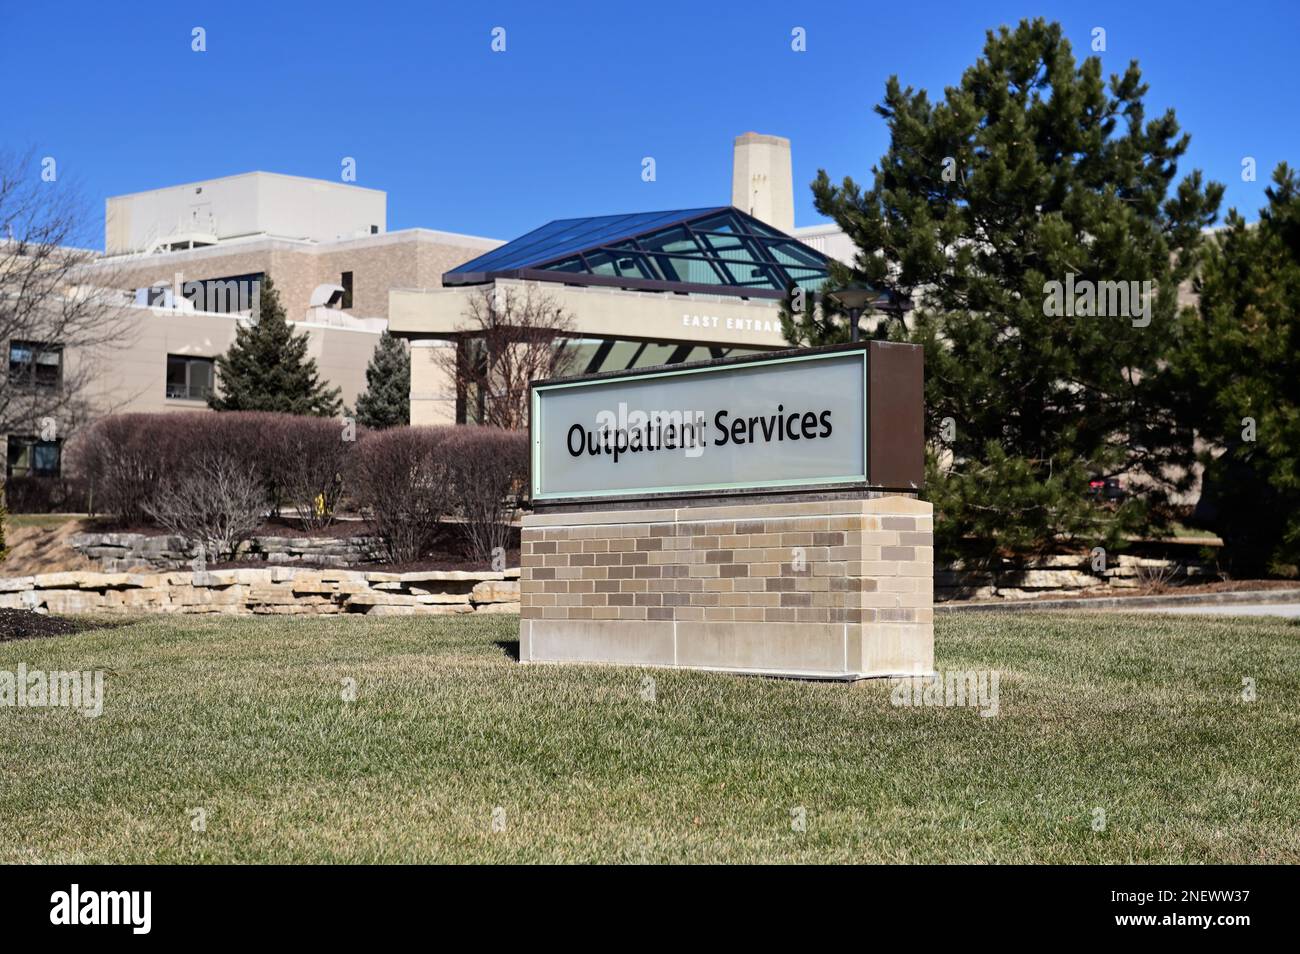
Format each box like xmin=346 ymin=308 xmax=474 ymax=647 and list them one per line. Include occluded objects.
xmin=0 ymin=568 xmax=520 ymax=616
xmin=66 ymin=532 xmax=1213 ymax=606
xmin=937 ymin=554 xmax=1215 ymax=601
xmin=69 ymin=532 xmax=377 ymax=571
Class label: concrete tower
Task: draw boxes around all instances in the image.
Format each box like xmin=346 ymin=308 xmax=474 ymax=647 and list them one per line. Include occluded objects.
xmin=731 ymin=132 xmax=794 ymax=234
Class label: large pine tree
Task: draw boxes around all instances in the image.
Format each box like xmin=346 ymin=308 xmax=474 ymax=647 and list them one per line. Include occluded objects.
xmin=209 ymin=276 xmax=343 ymax=416
xmin=802 ymin=18 xmax=1222 ymax=557
xmin=1176 ymin=164 xmax=1300 ymax=575
xmin=353 ymin=331 xmax=410 ymax=428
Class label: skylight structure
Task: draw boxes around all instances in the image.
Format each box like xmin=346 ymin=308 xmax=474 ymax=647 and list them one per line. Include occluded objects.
xmin=444 ymin=207 xmax=830 ymax=297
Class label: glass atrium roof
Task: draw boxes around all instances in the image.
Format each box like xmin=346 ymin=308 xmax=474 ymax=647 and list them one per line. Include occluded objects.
xmin=444 ymin=207 xmax=830 ymax=296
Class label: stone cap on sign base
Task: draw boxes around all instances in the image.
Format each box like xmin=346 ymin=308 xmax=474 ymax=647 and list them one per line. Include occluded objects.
xmin=522 ymin=493 xmax=931 ymax=527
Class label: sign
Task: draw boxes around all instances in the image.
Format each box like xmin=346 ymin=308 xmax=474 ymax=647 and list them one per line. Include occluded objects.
xmin=530 ymin=347 xmax=870 ymax=501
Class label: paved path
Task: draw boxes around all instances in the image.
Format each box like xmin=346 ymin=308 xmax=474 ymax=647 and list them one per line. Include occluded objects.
xmin=938 ymin=588 xmax=1300 ymax=616
xmin=1125 ymin=602 xmax=1300 ymax=618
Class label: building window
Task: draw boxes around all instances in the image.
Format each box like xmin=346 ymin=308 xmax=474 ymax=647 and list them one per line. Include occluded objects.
xmin=7 ymin=436 xmax=61 ymax=478
xmin=8 ymin=340 xmax=63 ymax=390
xmin=166 ymin=355 xmax=216 ymax=401
xmin=340 ymin=271 xmax=353 ymax=309
xmin=179 ymin=272 xmax=263 ymax=313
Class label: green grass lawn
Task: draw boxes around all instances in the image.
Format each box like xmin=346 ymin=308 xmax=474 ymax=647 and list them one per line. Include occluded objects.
xmin=1 ymin=611 xmax=1297 ymax=863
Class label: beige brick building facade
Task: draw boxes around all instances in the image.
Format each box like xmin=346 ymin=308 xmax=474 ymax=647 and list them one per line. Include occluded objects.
xmin=7 ymin=172 xmax=503 ymax=479
xmin=98 ymin=228 xmax=499 ymax=335
xmin=74 ymin=176 xmax=498 ymax=421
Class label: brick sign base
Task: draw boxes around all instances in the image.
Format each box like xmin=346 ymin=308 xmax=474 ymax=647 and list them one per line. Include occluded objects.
xmin=519 ymin=495 xmax=933 ymax=680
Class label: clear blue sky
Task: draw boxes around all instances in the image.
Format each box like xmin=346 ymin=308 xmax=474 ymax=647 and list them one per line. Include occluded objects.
xmin=3 ymin=0 xmax=1295 ymax=247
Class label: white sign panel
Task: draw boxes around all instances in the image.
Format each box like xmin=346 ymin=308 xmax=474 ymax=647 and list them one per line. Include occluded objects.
xmin=531 ymin=349 xmax=868 ymax=501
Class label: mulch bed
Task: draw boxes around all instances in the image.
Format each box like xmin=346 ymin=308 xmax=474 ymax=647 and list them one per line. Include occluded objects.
xmin=80 ymin=516 xmax=372 ymax=539
xmin=360 ymin=551 xmax=522 ymax=573
xmin=205 ymin=548 xmax=522 ymax=574
xmin=0 ymin=608 xmax=115 ymax=643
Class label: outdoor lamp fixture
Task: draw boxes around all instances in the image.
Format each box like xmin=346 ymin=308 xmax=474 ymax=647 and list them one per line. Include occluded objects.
xmin=827 ymin=284 xmax=876 ymax=342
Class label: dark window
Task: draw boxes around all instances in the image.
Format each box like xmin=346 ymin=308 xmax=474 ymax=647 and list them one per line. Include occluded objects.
xmin=7 ymin=435 xmax=61 ymax=478
xmin=370 ymin=225 xmax=379 ymax=235
xmin=180 ymin=272 xmax=263 ymax=313
xmin=340 ymin=271 xmax=354 ymax=309
xmin=166 ymin=354 xmax=215 ymax=401
xmin=8 ymin=340 xmax=62 ymax=390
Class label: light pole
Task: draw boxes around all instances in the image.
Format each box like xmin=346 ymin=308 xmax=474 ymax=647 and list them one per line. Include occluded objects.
xmin=827 ymin=285 xmax=875 ymax=343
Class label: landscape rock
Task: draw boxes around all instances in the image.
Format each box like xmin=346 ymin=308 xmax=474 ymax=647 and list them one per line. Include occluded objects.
xmin=0 ymin=567 xmax=525 ymax=617
xmin=69 ymin=531 xmax=381 ymax=572
xmin=470 ymin=580 xmax=521 ymax=604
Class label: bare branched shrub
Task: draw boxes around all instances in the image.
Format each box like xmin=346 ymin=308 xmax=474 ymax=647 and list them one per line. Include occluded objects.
xmin=1135 ymin=559 xmax=1181 ymax=592
xmin=68 ymin=411 xmax=338 ymax=527
xmin=189 ymin=411 xmax=288 ymax=513
xmin=67 ymin=413 xmax=191 ymax=522
xmin=435 ymin=284 xmax=577 ymax=429
xmin=263 ymin=415 xmax=354 ymax=530
xmin=145 ymin=452 xmax=269 ymax=560
xmin=1 ymin=474 xmax=88 ymax=513
xmin=447 ymin=427 xmax=530 ymax=563
xmin=350 ymin=426 xmax=455 ymax=563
